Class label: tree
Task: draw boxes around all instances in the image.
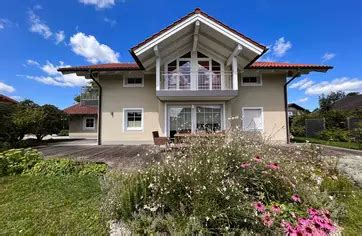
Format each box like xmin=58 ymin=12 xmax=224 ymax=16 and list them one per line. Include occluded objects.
xmin=319 ymin=91 xmax=346 ymax=112
xmin=74 ymin=95 xmax=81 ymax=103
xmin=346 ymin=92 xmax=359 ymax=97
xmin=32 ymin=105 xmax=67 ymax=140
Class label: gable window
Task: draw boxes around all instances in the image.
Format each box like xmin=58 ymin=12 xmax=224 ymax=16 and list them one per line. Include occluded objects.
xmin=241 ymin=75 xmax=262 ymax=86
xmin=83 ymin=117 xmax=95 ymax=130
xmin=123 ymin=108 xmax=143 ymax=131
xmin=242 ymin=107 xmax=264 ymax=131
xmin=123 ymin=76 xmax=144 ymax=87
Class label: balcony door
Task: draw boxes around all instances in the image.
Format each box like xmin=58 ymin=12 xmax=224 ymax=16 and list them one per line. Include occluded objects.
xmin=167 ymin=104 xmax=223 ymax=138
xmin=165 ymin=51 xmax=223 ymax=90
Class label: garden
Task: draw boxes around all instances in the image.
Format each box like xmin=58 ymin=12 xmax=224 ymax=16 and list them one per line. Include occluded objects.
xmin=1 ymin=131 xmax=360 ymax=234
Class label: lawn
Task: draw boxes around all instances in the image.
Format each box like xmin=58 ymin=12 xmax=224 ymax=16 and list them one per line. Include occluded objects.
xmin=0 ymin=175 xmax=107 ymax=235
xmin=292 ymin=136 xmax=362 ymax=150
xmin=322 ymin=177 xmax=362 ymax=235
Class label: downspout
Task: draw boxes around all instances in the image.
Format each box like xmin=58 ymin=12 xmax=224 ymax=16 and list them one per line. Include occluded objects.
xmin=89 ymin=70 xmax=102 ymax=145
xmin=284 ymin=71 xmax=301 ymax=144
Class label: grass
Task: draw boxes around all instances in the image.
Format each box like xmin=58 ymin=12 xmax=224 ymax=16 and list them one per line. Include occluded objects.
xmin=321 ymin=177 xmax=362 ymax=235
xmin=292 ymin=136 xmax=362 ymax=150
xmin=0 ymin=175 xmax=107 ymax=235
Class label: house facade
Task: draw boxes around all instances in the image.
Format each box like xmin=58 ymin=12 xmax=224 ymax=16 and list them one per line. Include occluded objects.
xmin=59 ymin=8 xmax=332 ymax=145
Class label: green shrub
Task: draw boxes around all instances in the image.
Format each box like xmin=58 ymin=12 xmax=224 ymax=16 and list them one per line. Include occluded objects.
xmin=25 ymin=159 xmax=108 ymax=176
xmin=58 ymin=129 xmax=69 ymax=136
xmin=0 ymin=148 xmax=42 ymax=176
xmin=103 ymin=131 xmax=341 ymax=234
xmin=318 ymin=129 xmax=350 ymax=142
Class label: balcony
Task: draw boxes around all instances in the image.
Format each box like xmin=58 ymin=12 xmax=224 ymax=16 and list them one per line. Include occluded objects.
xmin=80 ymin=87 xmax=99 ymax=106
xmin=156 ymin=72 xmax=238 ymax=101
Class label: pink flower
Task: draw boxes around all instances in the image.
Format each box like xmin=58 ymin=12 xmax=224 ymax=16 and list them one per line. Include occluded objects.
xmin=240 ymin=162 xmax=251 ymax=169
xmin=308 ymin=208 xmax=320 ymax=216
xmin=254 ymin=155 xmax=262 ymax=162
xmin=254 ymin=201 xmax=265 ymax=213
xmin=262 ymin=212 xmax=274 ymax=227
xmin=266 ymin=162 xmax=279 ymax=170
xmin=291 ymin=194 xmax=301 ymax=203
xmin=271 ymin=205 xmax=281 ymax=214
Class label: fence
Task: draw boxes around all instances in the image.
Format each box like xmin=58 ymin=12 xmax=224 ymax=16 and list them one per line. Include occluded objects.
xmin=305 ymin=117 xmax=361 ymax=137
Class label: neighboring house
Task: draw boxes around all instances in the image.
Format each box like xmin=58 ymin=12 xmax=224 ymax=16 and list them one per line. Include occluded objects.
xmin=330 ymin=94 xmax=362 ymax=111
xmin=288 ymin=103 xmax=309 ymax=117
xmin=64 ymin=87 xmax=98 ymax=138
xmin=59 ymin=8 xmax=332 ymax=145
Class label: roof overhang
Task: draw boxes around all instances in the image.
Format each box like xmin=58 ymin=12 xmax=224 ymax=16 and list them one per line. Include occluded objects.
xmin=131 ymin=8 xmax=267 ymax=70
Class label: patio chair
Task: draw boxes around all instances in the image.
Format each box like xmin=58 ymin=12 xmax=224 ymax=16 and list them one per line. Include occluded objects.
xmin=152 ymin=131 xmax=169 ymax=146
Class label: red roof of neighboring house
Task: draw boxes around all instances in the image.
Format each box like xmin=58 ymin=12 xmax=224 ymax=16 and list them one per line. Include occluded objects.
xmin=58 ymin=61 xmax=332 ymax=73
xmin=64 ymin=103 xmax=98 ymax=115
xmin=0 ymin=94 xmax=18 ymax=104
xmin=131 ymin=8 xmax=267 ymax=52
xmin=249 ymin=62 xmax=333 ymax=70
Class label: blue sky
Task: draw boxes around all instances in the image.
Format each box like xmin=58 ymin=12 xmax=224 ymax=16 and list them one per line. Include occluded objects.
xmin=0 ymin=0 xmax=361 ymax=110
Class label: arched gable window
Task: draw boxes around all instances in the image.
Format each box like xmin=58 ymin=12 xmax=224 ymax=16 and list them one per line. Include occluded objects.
xmin=164 ymin=51 xmax=223 ymax=90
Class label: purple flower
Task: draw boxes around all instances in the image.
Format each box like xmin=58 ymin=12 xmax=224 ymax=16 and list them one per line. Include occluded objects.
xmin=240 ymin=162 xmax=250 ymax=169
xmin=266 ymin=162 xmax=279 ymax=170
xmin=291 ymin=194 xmax=301 ymax=203
xmin=254 ymin=201 xmax=265 ymax=213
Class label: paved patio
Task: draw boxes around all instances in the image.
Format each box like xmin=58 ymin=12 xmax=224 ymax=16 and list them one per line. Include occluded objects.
xmin=37 ymin=139 xmax=161 ymax=170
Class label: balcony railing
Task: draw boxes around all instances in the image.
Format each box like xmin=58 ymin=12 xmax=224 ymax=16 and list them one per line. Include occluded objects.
xmin=160 ymin=72 xmax=233 ymax=91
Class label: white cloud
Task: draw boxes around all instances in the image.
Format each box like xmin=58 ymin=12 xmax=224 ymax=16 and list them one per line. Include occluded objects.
xmin=25 ymin=61 xmax=89 ymax=87
xmin=70 ymin=32 xmax=119 ymax=64
xmin=297 ymin=97 xmax=309 ymax=103
xmin=305 ymin=77 xmax=362 ymax=95
xmin=290 ymin=78 xmax=314 ymax=90
xmin=272 ymin=37 xmax=292 ymax=57
xmin=0 ymin=18 xmax=11 ymax=30
xmin=104 ymin=17 xmax=117 ymax=27
xmin=55 ymin=31 xmax=65 ymax=44
xmin=0 ymin=81 xmax=15 ymax=93
xmin=33 ymin=4 xmax=42 ymax=10
xmin=10 ymin=96 xmax=23 ymax=101
xmin=26 ymin=59 xmax=40 ymax=66
xmin=322 ymin=52 xmax=336 ymax=62
xmin=79 ymin=0 xmax=116 ymax=9
xmin=28 ymin=10 xmax=52 ymax=39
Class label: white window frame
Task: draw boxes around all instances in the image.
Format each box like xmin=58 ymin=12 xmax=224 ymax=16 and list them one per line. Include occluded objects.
xmin=241 ymin=107 xmax=264 ymax=132
xmin=83 ymin=116 xmax=96 ymax=130
xmin=123 ymin=75 xmax=144 ymax=87
xmin=123 ymin=108 xmax=144 ymax=132
xmin=241 ymin=74 xmax=263 ymax=86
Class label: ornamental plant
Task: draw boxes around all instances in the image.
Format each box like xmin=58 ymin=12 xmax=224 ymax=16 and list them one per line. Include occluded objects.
xmin=103 ymin=130 xmax=342 ymax=234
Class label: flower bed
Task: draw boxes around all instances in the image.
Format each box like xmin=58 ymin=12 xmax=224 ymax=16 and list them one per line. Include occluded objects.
xmin=103 ymin=131 xmax=343 ymax=234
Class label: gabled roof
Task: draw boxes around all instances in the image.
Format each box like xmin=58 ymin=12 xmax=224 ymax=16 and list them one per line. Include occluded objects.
xmin=64 ymin=103 xmax=98 ymax=115
xmin=131 ymin=8 xmax=266 ymax=54
xmin=330 ymin=94 xmax=362 ymax=111
xmin=0 ymin=94 xmax=18 ymax=104
xmin=288 ymin=103 xmax=308 ymax=112
xmin=58 ymin=61 xmax=332 ymax=73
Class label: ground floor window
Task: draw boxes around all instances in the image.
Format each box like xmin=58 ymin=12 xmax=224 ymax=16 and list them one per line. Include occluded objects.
xmin=83 ymin=117 xmax=95 ymax=130
xmin=242 ymin=107 xmax=264 ymax=131
xmin=167 ymin=104 xmax=223 ymax=137
xmin=124 ymin=108 xmax=143 ymax=131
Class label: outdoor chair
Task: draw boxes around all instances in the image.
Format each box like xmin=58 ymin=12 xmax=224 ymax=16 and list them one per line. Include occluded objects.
xmin=152 ymin=131 xmax=169 ymax=146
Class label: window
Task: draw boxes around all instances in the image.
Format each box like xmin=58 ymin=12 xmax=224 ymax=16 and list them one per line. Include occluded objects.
xmin=241 ymin=75 xmax=262 ymax=86
xmin=124 ymin=108 xmax=143 ymax=131
xmin=123 ymin=76 xmax=144 ymax=87
xmin=83 ymin=117 xmax=95 ymax=130
xmin=242 ymin=107 xmax=264 ymax=131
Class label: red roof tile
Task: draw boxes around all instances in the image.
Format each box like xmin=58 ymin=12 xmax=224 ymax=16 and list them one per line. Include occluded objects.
xmin=58 ymin=63 xmax=140 ymax=72
xmin=131 ymin=8 xmax=267 ymax=52
xmin=249 ymin=62 xmax=333 ymax=70
xmin=64 ymin=103 xmax=98 ymax=115
xmin=0 ymin=94 xmax=17 ymax=104
xmin=58 ymin=61 xmax=332 ymax=73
